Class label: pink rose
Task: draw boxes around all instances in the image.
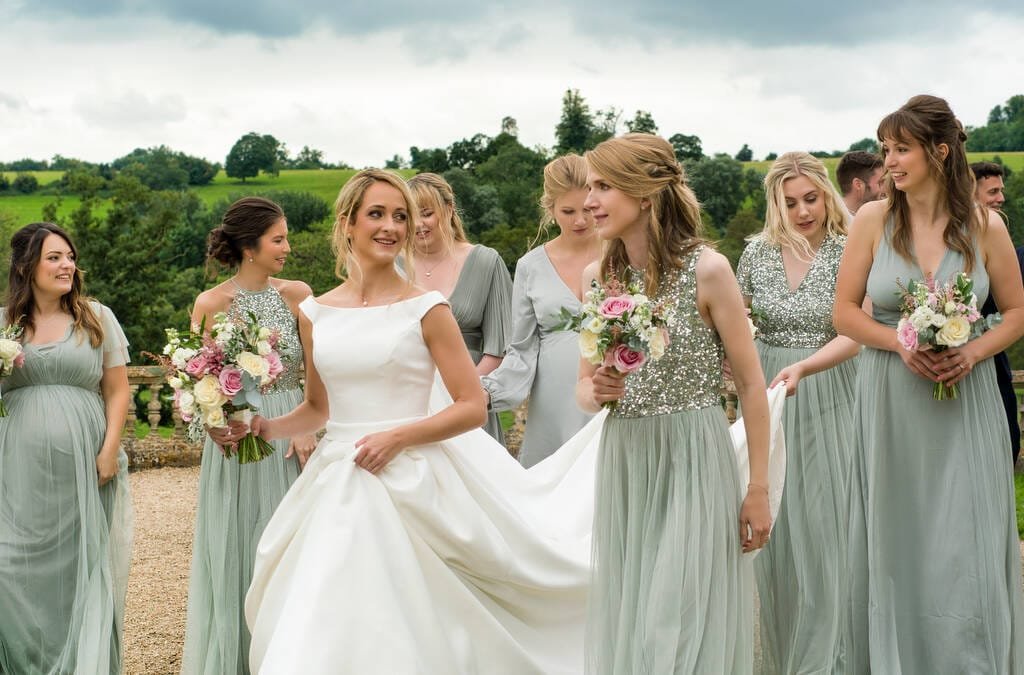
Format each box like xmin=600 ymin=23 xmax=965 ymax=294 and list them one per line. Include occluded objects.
xmin=600 ymin=296 xmax=636 ymax=319
xmin=184 ymin=354 xmax=208 ymax=378
xmin=265 ymin=351 xmax=284 ymax=379
xmin=13 ymin=352 xmax=24 ymax=368
xmin=608 ymin=343 xmax=647 ymax=373
xmin=218 ymin=366 xmax=243 ymax=397
xmin=896 ymin=318 xmax=918 ymax=352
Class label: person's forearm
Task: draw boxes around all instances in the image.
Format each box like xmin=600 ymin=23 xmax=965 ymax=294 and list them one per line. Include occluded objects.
xmin=735 ymin=377 xmax=769 ymax=487
xmin=795 ymin=335 xmax=861 ymax=378
xmin=264 ymin=401 xmax=329 ymax=440
xmin=965 ymin=307 xmax=1024 ymax=360
xmin=388 ymin=398 xmax=486 ymax=448
xmin=835 ymin=301 xmax=898 ymax=352
xmin=101 ymin=388 xmax=131 ymax=454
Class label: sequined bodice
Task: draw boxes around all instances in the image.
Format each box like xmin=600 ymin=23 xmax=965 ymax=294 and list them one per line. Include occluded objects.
xmin=228 ymin=286 xmax=303 ymax=392
xmin=736 ymin=235 xmax=845 ymax=348
xmin=613 ymin=248 xmax=723 ymax=418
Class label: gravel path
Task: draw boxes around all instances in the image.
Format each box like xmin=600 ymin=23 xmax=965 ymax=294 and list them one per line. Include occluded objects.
xmin=122 ymin=465 xmax=1023 ymax=674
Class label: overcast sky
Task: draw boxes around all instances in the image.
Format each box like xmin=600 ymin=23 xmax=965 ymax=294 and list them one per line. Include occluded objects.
xmin=2 ymin=1 xmax=1022 ymax=168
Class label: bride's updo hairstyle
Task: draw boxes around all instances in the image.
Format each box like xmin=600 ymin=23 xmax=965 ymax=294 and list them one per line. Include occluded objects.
xmin=585 ymin=133 xmax=707 ymax=297
xmin=207 ymin=196 xmax=286 ymax=267
xmin=332 ymin=169 xmax=418 ymax=280
xmin=877 ymin=94 xmax=980 ymax=274
xmin=531 ymin=153 xmax=589 ymax=247
xmin=757 ymin=151 xmax=849 ymax=261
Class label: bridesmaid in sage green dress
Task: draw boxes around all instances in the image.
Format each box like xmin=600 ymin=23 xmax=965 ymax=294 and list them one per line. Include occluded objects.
xmin=835 ymin=95 xmax=1024 ymax=673
xmin=0 ymin=222 xmax=133 ymax=675
xmin=181 ymin=197 xmax=314 ymax=675
xmin=579 ymin=134 xmax=772 ymax=674
xmin=407 ymin=173 xmax=512 ymax=443
xmin=482 ymin=154 xmax=601 ymax=467
xmin=736 ymin=152 xmax=859 ymax=673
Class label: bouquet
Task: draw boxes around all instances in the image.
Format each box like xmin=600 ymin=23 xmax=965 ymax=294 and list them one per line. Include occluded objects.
xmin=158 ymin=311 xmax=286 ymax=462
xmin=0 ymin=323 xmax=25 ymax=417
xmin=560 ymin=270 xmax=676 ymax=409
xmin=896 ymin=272 xmax=1000 ymax=400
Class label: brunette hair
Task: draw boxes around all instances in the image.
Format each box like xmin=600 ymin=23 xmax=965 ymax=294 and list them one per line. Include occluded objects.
xmin=5 ymin=222 xmax=103 ymax=346
xmin=584 ymin=133 xmax=707 ymax=296
xmin=877 ymin=94 xmax=982 ymax=273
xmin=207 ymin=196 xmax=286 ymax=267
xmin=836 ymin=151 xmax=883 ymax=195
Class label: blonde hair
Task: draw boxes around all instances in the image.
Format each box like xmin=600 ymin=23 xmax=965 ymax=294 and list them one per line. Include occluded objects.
xmin=755 ymin=151 xmax=849 ymax=260
xmin=877 ymin=94 xmax=981 ymax=274
xmin=531 ymin=153 xmax=589 ymax=248
xmin=331 ymin=169 xmax=418 ymax=282
xmin=406 ymin=173 xmax=468 ymax=256
xmin=584 ymin=133 xmax=707 ymax=297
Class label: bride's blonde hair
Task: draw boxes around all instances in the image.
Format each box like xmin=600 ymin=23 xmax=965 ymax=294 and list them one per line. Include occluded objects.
xmin=585 ymin=133 xmax=707 ymax=297
xmin=332 ymin=169 xmax=418 ymax=281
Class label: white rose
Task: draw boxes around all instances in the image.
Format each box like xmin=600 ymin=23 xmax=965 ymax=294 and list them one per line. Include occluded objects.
xmin=0 ymin=339 xmax=20 ymax=361
xmin=585 ymin=317 xmax=606 ymax=334
xmin=909 ymin=306 xmax=935 ymax=332
xmin=171 ymin=347 xmax=197 ymax=369
xmin=168 ymin=376 xmax=183 ymax=390
xmin=930 ymin=312 xmax=947 ymax=327
xmin=944 ymin=301 xmax=957 ymax=314
xmin=193 ymin=375 xmax=228 ymax=408
xmin=258 ymin=327 xmax=272 ymax=340
xmin=935 ymin=315 xmax=971 ymax=347
xmin=256 ymin=340 xmax=272 ymax=356
xmin=236 ymin=351 xmax=270 ymax=379
xmin=178 ymin=391 xmax=195 ymax=415
xmin=579 ymin=330 xmax=601 ymax=364
xmin=649 ymin=327 xmax=668 ymax=360
xmin=203 ymin=406 xmax=227 ymax=428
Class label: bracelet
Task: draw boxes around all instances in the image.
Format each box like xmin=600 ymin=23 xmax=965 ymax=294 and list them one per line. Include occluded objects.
xmin=747 ymin=482 xmax=769 ymax=495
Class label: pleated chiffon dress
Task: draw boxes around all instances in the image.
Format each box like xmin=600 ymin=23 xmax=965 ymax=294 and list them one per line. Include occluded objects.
xmin=736 ymin=234 xmax=856 ymax=673
xmin=181 ymin=285 xmax=303 ymax=675
xmin=0 ymin=303 xmax=133 ymax=675
xmin=845 ymin=222 xmax=1024 ymax=673
xmin=587 ymin=248 xmax=753 ymax=674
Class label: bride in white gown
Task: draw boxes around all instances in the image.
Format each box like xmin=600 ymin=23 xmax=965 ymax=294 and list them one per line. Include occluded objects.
xmin=244 ymin=169 xmax=785 ymax=674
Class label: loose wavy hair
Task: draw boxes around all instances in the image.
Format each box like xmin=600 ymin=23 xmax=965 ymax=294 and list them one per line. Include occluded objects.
xmin=531 ymin=153 xmax=590 ymax=248
xmin=584 ymin=133 xmax=707 ymax=296
xmin=406 ymin=173 xmax=468 ymax=256
xmin=5 ymin=222 xmax=103 ymax=346
xmin=754 ymin=151 xmax=849 ymax=260
xmin=331 ymin=169 xmax=418 ymax=282
xmin=877 ymin=94 xmax=982 ymax=274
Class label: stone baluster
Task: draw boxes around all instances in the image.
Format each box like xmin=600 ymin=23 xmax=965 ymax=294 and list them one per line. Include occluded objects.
xmin=147 ymin=383 xmax=163 ymax=430
xmin=125 ymin=383 xmax=140 ymax=438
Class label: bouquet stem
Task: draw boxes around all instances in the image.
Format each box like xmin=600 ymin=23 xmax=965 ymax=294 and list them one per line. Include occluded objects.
xmin=235 ymin=432 xmax=276 ymax=463
xmin=933 ymin=381 xmax=960 ymax=401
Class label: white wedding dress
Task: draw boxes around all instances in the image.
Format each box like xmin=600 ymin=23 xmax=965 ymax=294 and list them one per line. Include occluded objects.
xmin=245 ymin=292 xmax=785 ymax=674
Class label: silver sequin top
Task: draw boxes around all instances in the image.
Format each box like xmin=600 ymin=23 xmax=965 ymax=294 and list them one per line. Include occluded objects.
xmin=736 ymin=234 xmax=846 ymax=349
xmin=613 ymin=247 xmax=724 ymax=418
xmin=227 ymin=285 xmax=303 ymax=393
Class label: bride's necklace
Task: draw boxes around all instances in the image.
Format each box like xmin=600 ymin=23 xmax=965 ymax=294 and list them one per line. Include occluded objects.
xmin=358 ymin=286 xmax=405 ymax=307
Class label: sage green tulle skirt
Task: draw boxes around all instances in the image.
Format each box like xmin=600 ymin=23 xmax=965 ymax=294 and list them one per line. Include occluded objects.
xmin=586 ymin=406 xmax=753 ymax=675
xmin=753 ymin=343 xmax=856 ymax=674
xmin=846 ymin=348 xmax=1024 ymax=673
xmin=181 ymin=388 xmax=302 ymax=675
xmin=0 ymin=386 xmax=133 ymax=675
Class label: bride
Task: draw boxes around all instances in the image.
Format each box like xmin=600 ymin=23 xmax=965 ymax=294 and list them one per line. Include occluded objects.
xmin=245 ymin=169 xmax=784 ymax=674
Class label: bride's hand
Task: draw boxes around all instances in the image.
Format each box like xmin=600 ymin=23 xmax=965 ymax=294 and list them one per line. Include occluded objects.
xmin=285 ymin=434 xmax=318 ymax=469
xmin=354 ymin=429 xmax=406 ymax=475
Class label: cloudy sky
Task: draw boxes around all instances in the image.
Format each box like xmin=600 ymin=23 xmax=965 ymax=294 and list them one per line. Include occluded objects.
xmin=2 ymin=1 xmax=1022 ymax=168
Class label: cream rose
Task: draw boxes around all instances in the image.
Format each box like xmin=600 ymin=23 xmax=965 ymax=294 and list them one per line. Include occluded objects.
xmin=236 ymin=351 xmax=270 ymax=379
xmin=585 ymin=317 xmax=606 ymax=334
xmin=168 ymin=376 xmax=184 ymax=390
xmin=193 ymin=375 xmax=228 ymax=409
xmin=649 ymin=327 xmax=668 ymax=360
xmin=203 ymin=406 xmax=226 ymax=428
xmin=256 ymin=340 xmax=272 ymax=356
xmin=935 ymin=315 xmax=971 ymax=347
xmin=0 ymin=339 xmax=20 ymax=361
xmin=579 ymin=329 xmax=601 ymax=364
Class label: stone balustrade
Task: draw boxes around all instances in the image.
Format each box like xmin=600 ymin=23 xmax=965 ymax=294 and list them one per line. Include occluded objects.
xmin=124 ymin=366 xmax=1024 ymax=469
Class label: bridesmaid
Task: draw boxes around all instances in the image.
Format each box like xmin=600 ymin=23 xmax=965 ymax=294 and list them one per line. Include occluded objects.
xmin=577 ymin=134 xmax=772 ymax=673
xmin=0 ymin=222 xmax=133 ymax=674
xmin=482 ymin=154 xmax=601 ymax=467
xmin=736 ymin=151 xmax=859 ymax=673
xmin=406 ymin=173 xmax=512 ymax=443
xmin=835 ymin=94 xmax=1024 ymax=672
xmin=181 ymin=197 xmax=314 ymax=675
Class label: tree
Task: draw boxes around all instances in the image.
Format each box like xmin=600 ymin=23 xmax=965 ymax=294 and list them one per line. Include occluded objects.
xmin=12 ymin=172 xmax=39 ymax=194
xmin=554 ymin=89 xmax=594 ymax=156
xmin=0 ymin=174 xmax=9 ymax=192
xmin=291 ymin=145 xmax=326 ymax=170
xmin=717 ymin=209 xmax=764 ymax=270
xmin=764 ymin=152 xmax=778 ymax=161
xmin=447 ymin=133 xmax=492 ymax=171
xmin=501 ymin=116 xmax=519 ymax=137
xmin=225 ymin=132 xmax=282 ymax=182
xmin=847 ymin=137 xmax=879 ymax=153
xmin=384 ymin=154 xmax=407 ymax=170
xmin=409 ymin=146 xmax=450 ymax=174
xmin=669 ymin=133 xmax=703 ymax=162
xmin=625 ymin=110 xmax=658 ymax=135
xmin=589 ymin=107 xmax=620 ymax=147
xmin=734 ymin=144 xmax=753 ymax=162
xmin=684 ymin=155 xmax=745 ymax=232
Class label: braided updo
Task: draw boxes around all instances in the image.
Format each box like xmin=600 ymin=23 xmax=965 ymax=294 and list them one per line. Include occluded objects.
xmin=207 ymin=196 xmax=286 ymax=267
